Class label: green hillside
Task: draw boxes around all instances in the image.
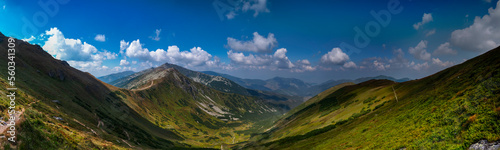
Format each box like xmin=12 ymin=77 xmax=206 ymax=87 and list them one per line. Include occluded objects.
xmin=112 ymin=65 xmax=283 ymax=148
xmin=242 ymin=46 xmax=500 ymax=149
xmin=0 ymin=33 xmax=187 ymax=149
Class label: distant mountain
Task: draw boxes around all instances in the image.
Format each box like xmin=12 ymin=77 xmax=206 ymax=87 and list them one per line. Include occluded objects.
xmin=203 ymin=71 xmax=410 ymax=97
xmin=97 ymin=71 xmax=134 ymax=83
xmin=241 ymin=46 xmax=500 ymax=149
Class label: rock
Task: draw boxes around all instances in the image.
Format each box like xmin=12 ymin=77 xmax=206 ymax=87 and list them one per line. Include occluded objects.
xmin=53 ymin=116 xmax=64 ymax=121
xmin=469 ymin=140 xmax=500 ymax=150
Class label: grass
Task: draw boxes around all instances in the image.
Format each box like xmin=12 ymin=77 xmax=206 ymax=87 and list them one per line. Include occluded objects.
xmin=242 ymin=46 xmax=500 ymax=149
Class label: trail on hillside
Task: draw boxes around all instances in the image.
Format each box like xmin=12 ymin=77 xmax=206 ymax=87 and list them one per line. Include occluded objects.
xmin=132 ymin=81 xmax=154 ymax=91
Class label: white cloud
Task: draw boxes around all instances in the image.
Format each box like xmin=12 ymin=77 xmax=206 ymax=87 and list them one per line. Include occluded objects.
xmin=293 ymin=59 xmax=316 ymax=72
xmin=2 ymin=5 xmax=5 ymax=10
xmin=125 ymin=39 xmax=150 ymax=59
xmin=121 ymin=39 xmax=217 ymax=67
xmin=94 ymin=34 xmax=105 ymax=42
xmin=432 ymin=58 xmax=454 ymax=67
xmin=410 ymin=61 xmax=429 ymax=71
xmin=132 ymin=61 xmax=137 ymax=65
xmin=120 ymin=40 xmax=129 ymax=54
xmin=91 ymin=50 xmax=117 ymax=61
xmin=226 ymin=0 xmax=269 ymax=19
xmin=273 ymin=48 xmax=294 ymax=69
xmin=149 ymin=29 xmax=161 ymax=41
xmin=22 ymin=36 xmax=36 ymax=42
xmin=227 ymin=32 xmax=277 ymax=53
xmin=120 ymin=59 xmax=130 ymax=66
xmin=163 ymin=46 xmax=213 ymax=67
xmin=320 ymin=47 xmax=350 ymax=65
xmin=242 ymin=0 xmax=270 ymax=17
xmin=227 ymin=50 xmax=273 ymax=67
xmin=227 ymin=48 xmax=299 ymax=70
xmin=389 ymin=48 xmax=409 ymax=68
xmin=343 ymin=61 xmax=357 ymax=69
xmin=425 ymin=29 xmax=436 ymax=36
xmin=67 ymin=60 xmax=111 ymax=76
xmin=373 ymin=60 xmax=389 ymax=71
xmin=485 ymin=0 xmax=492 ymax=3
xmin=433 ymin=42 xmax=457 ymax=55
xmin=408 ymin=40 xmax=431 ymax=60
xmin=450 ymin=1 xmax=500 ymax=52
xmin=42 ymin=27 xmax=116 ymax=61
xmin=413 ymin=13 xmax=433 ymax=30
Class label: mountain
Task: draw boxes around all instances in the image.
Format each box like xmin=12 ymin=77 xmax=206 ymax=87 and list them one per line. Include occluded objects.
xmin=0 ymin=32 xmax=184 ymax=149
xmin=307 ymin=75 xmax=411 ymax=96
xmin=241 ymin=46 xmax=500 ymax=149
xmin=203 ymin=71 xmax=409 ymax=97
xmin=0 ymin=32 xmax=282 ymax=149
xmin=109 ymin=65 xmax=283 ymax=148
xmin=97 ymin=71 xmax=134 ymax=83
xmin=113 ymin=64 xmax=304 ymax=110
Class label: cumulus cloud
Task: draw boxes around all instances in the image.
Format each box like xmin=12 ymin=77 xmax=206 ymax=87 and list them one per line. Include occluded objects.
xmin=320 ymin=48 xmax=350 ymax=65
xmin=242 ymin=0 xmax=270 ymax=17
xmin=410 ymin=61 xmax=429 ymax=71
xmin=121 ymin=39 xmax=217 ymax=67
xmin=227 ymin=32 xmax=277 ymax=53
xmin=413 ymin=13 xmax=433 ymax=30
xmin=408 ymin=40 xmax=431 ymax=60
xmin=433 ymin=42 xmax=457 ymax=55
xmin=94 ymin=34 xmax=105 ymax=42
xmin=124 ymin=39 xmax=151 ymax=59
xmin=273 ymin=48 xmax=294 ymax=69
xmin=120 ymin=59 xmax=130 ymax=66
xmin=450 ymin=1 xmax=500 ymax=52
xmin=149 ymin=29 xmax=161 ymax=41
xmin=227 ymin=48 xmax=303 ymax=71
xmin=120 ymin=40 xmax=129 ymax=54
xmin=293 ymin=59 xmax=316 ymax=72
xmin=343 ymin=61 xmax=357 ymax=69
xmin=432 ymin=58 xmax=454 ymax=67
xmin=227 ymin=50 xmax=273 ymax=67
xmin=42 ymin=27 xmax=116 ymax=61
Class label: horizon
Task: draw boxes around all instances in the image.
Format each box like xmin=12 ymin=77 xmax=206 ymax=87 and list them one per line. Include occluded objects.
xmin=1 ymin=0 xmax=499 ymax=83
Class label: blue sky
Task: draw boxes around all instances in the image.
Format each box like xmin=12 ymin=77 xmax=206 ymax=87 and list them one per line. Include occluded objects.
xmin=1 ymin=0 xmax=499 ymax=83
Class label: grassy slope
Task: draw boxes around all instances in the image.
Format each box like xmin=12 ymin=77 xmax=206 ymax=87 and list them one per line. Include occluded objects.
xmin=244 ymin=47 xmax=500 ymax=149
xmin=110 ymin=66 xmax=283 ymax=148
xmin=0 ymin=35 xmax=188 ymax=149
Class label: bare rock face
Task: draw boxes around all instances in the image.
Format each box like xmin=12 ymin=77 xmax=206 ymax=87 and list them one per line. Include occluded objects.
xmin=469 ymin=140 xmax=500 ymax=150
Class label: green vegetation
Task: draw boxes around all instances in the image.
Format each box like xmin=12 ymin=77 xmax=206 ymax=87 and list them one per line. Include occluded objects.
xmin=242 ymin=46 xmax=500 ymax=149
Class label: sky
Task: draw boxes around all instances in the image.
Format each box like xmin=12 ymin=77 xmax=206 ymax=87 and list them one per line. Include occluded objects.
xmin=0 ymin=0 xmax=499 ymax=83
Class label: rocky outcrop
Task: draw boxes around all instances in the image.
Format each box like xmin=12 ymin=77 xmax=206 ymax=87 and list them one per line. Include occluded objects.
xmin=469 ymin=140 xmax=500 ymax=150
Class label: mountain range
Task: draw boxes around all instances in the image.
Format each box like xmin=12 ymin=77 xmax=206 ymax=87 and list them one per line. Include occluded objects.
xmin=1 ymin=31 xmax=498 ymax=149
xmin=202 ymin=71 xmax=410 ymax=97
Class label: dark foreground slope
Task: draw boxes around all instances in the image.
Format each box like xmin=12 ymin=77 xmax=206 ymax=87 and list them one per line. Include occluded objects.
xmin=242 ymin=46 xmax=500 ymax=149
xmin=0 ymin=33 xmax=193 ymax=149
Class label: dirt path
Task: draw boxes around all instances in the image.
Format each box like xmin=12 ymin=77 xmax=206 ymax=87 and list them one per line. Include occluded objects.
xmin=132 ymin=81 xmax=154 ymax=91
